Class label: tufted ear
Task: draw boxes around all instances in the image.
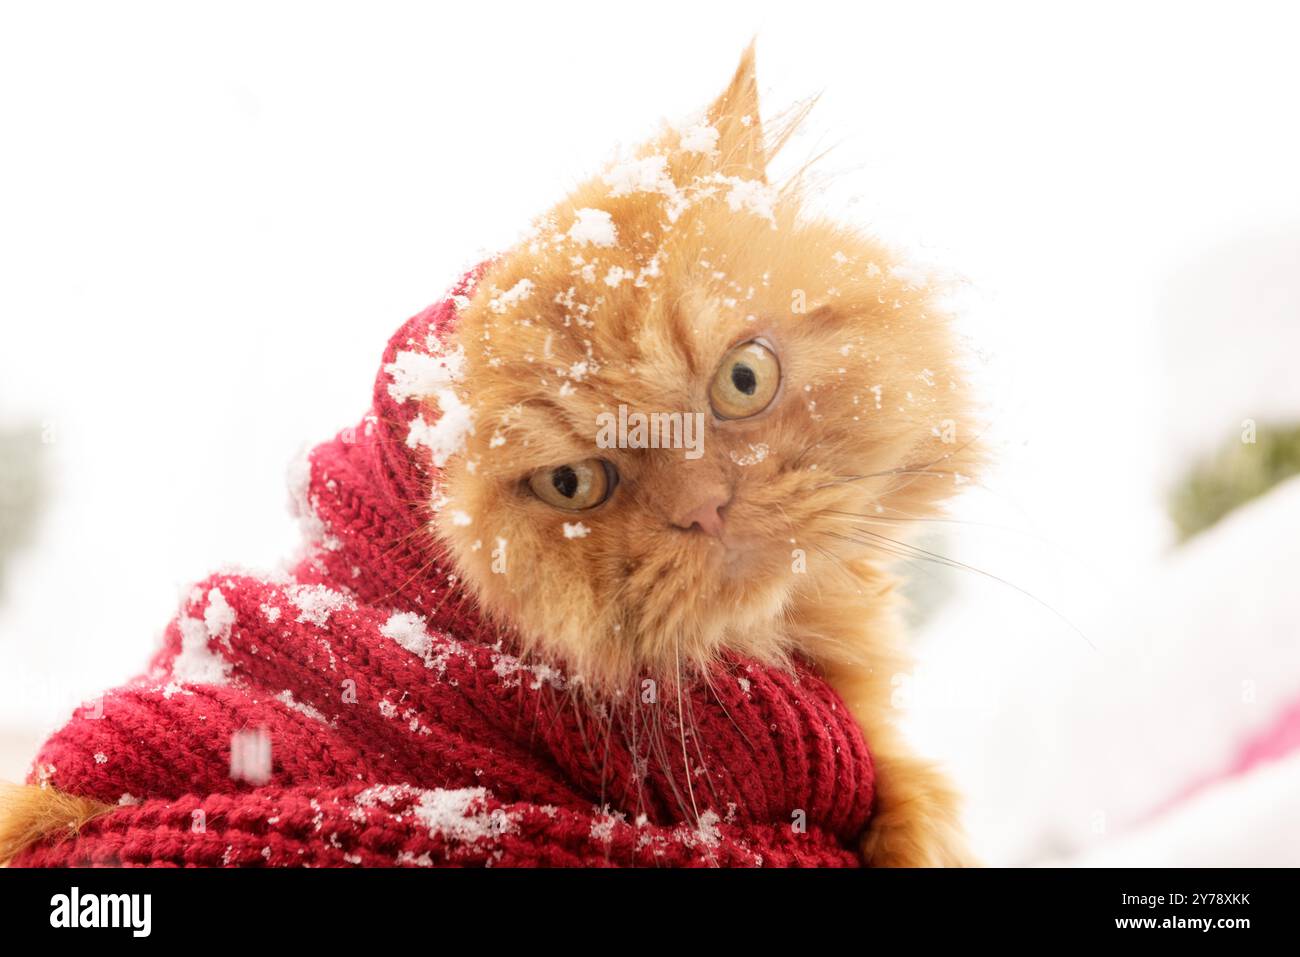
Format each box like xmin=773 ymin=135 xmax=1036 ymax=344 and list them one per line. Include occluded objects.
xmin=704 ymin=41 xmax=766 ymax=181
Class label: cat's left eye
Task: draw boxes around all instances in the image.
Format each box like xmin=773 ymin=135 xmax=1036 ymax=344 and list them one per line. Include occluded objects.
xmin=527 ymin=458 xmax=617 ymax=511
xmin=709 ymin=339 xmax=781 ymax=419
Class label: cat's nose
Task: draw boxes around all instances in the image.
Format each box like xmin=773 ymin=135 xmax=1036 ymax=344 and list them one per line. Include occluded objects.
xmin=673 ymin=493 xmax=731 ymax=538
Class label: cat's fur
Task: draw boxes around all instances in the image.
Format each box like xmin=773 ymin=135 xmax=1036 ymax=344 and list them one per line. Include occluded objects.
xmin=437 ymin=46 xmax=979 ymax=865
xmin=1 ymin=45 xmax=978 ymax=866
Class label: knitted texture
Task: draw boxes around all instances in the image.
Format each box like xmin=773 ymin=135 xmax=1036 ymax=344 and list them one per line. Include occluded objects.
xmin=16 ymin=273 xmax=874 ymax=867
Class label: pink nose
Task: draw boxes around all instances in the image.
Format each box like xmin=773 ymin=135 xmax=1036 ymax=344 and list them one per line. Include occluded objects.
xmin=673 ymin=494 xmax=730 ymax=538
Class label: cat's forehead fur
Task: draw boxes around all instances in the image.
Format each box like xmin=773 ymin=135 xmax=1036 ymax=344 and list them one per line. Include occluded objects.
xmin=453 ymin=81 xmax=945 ymax=464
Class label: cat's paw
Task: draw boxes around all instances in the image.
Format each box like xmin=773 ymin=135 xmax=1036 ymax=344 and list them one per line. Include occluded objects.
xmin=860 ymin=805 xmax=979 ymax=867
xmin=858 ymin=761 xmax=979 ymax=867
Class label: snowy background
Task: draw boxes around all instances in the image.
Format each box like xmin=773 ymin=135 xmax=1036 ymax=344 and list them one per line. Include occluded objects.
xmin=3 ymin=1 xmax=1299 ymax=865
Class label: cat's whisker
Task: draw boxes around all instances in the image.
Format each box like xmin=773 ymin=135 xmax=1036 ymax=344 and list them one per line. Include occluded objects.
xmin=821 ymin=508 xmax=1067 ymax=550
xmin=681 ymin=685 xmax=721 ymax=810
xmin=644 ymin=685 xmax=696 ymax=835
xmin=825 ymin=507 xmax=967 ymax=525
xmin=815 ymin=424 xmax=987 ymax=496
xmin=565 ymin=690 xmax=602 ymax=803
xmin=823 ymin=527 xmax=1095 ymax=651
xmin=619 ymin=695 xmax=645 ymax=829
xmin=595 ymin=699 xmax=618 ymax=853
xmin=630 ymin=671 xmax=680 ymax=823
xmin=673 ymin=638 xmax=703 ymax=833
xmin=812 ymin=470 xmax=953 ymax=503
xmin=701 ymin=664 xmax=759 ymax=754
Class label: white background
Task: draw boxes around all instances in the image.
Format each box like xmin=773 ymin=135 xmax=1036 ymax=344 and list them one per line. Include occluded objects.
xmin=2 ymin=1 xmax=1299 ymax=864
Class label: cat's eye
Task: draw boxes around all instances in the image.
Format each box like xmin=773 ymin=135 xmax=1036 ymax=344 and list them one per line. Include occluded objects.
xmin=527 ymin=459 xmax=617 ymax=511
xmin=709 ymin=339 xmax=781 ymax=419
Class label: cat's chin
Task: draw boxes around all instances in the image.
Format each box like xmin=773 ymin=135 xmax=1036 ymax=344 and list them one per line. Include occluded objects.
xmin=713 ymin=542 xmax=768 ymax=580
xmin=699 ymin=531 xmax=787 ymax=584
xmin=671 ymin=530 xmax=745 ymax=581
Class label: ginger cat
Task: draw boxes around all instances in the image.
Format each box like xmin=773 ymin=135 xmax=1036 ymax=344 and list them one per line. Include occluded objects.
xmin=433 ymin=45 xmax=980 ymax=865
xmin=1 ymin=44 xmax=978 ymax=867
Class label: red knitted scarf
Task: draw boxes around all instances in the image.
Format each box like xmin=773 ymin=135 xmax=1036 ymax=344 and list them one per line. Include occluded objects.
xmin=17 ymin=273 xmax=874 ymax=867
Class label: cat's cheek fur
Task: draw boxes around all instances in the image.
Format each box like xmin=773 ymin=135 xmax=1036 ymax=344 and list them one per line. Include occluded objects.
xmin=435 ymin=471 xmax=614 ymax=677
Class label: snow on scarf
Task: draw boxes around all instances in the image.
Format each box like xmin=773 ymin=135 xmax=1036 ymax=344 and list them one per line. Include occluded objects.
xmin=16 ymin=272 xmax=874 ymax=867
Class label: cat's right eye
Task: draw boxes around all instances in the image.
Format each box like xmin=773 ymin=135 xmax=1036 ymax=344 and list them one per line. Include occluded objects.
xmin=709 ymin=339 xmax=781 ymax=419
xmin=527 ymin=459 xmax=617 ymax=511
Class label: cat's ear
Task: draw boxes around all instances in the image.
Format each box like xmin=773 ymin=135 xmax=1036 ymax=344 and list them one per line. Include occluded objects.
xmin=704 ymin=42 xmax=766 ymax=181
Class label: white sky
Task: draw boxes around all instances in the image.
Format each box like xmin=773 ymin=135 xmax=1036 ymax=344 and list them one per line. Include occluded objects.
xmin=2 ymin=2 xmax=1299 ymax=858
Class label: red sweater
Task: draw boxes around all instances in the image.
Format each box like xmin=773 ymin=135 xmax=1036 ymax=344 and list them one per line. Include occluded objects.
xmin=17 ymin=273 xmax=873 ymax=867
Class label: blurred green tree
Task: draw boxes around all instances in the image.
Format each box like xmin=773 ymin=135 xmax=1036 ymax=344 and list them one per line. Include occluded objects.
xmin=1169 ymin=422 xmax=1300 ymax=542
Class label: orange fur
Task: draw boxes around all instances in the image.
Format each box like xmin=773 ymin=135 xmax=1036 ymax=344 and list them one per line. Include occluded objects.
xmin=0 ymin=781 xmax=112 ymax=865
xmin=433 ymin=45 xmax=982 ymax=865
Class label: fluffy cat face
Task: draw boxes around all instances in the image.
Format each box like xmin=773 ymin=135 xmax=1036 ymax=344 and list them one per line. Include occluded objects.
xmin=432 ymin=48 xmax=978 ymax=689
